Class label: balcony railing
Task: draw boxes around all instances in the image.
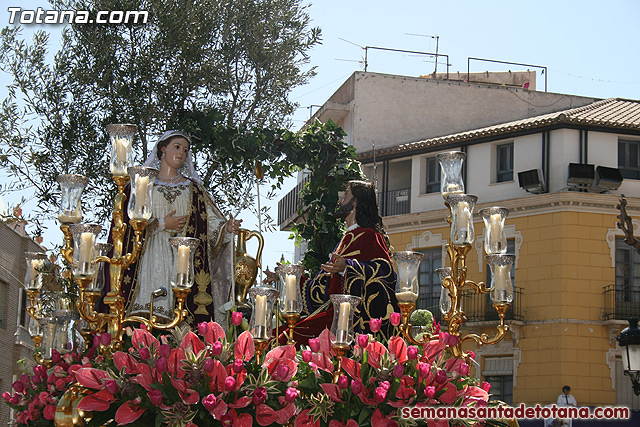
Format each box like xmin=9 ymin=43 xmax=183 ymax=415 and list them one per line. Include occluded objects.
xmin=603 ymin=284 xmax=640 ymax=320
xmin=379 ymin=187 xmax=411 ymax=217
xmin=461 ymin=286 xmax=524 ymax=322
xmin=277 ymin=175 xmax=311 ymax=230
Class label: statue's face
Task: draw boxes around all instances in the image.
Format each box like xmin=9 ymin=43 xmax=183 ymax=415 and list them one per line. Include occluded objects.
xmin=161 ymin=137 xmax=190 ymax=169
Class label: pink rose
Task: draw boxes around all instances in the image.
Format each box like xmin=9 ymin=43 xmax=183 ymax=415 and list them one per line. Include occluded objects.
xmin=425 ymin=386 xmax=436 ymax=399
xmin=351 ymin=379 xmax=363 ymax=395
xmin=203 ymin=359 xmax=214 ymax=372
xmin=337 ymin=375 xmax=349 ymax=389
xmin=202 ymin=393 xmax=217 ymax=411
xmin=357 ymin=334 xmax=369 ymax=348
xmin=211 ymin=341 xmax=223 ymax=356
xmin=138 ymin=347 xmax=151 ymax=361
xmin=481 ymin=381 xmax=491 ymax=393
xmin=308 ymin=338 xmax=320 ymax=353
xmin=148 ymin=389 xmax=163 ymax=406
xmin=285 ymin=387 xmax=298 ymax=403
xmin=374 ymin=386 xmax=387 ymax=403
xmin=252 ymin=386 xmax=267 ymax=405
xmin=389 ymin=312 xmax=401 ymax=326
xmin=369 ymin=318 xmax=382 ymax=333
xmin=158 ymin=344 xmax=171 ymax=358
xmin=435 ymin=369 xmax=447 ymax=383
xmin=156 ymin=357 xmax=167 ymax=374
xmin=393 ymin=364 xmax=404 ymax=378
xmin=43 ymin=404 xmax=56 ymax=420
xmin=55 ymin=378 xmax=66 ymax=391
xmin=232 ymin=311 xmax=243 ymax=326
xmin=302 ymin=350 xmax=312 ymax=363
xmin=233 ymin=358 xmax=244 ymax=373
xmin=225 ymin=376 xmax=236 ymax=391
xmin=104 ymin=379 xmax=118 ymax=394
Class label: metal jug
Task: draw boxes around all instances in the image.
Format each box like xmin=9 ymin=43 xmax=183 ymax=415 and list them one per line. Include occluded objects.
xmin=234 ymin=229 xmax=264 ymax=308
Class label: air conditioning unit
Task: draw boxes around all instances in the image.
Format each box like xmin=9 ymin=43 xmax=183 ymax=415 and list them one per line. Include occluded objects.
xmin=595 ymin=166 xmax=623 ymax=190
xmin=567 ymin=163 xmax=595 ymax=186
xmin=517 ymin=169 xmax=545 ymax=194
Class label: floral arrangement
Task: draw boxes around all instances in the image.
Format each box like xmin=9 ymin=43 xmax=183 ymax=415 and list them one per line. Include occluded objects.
xmin=4 ymin=314 xmax=498 ymax=427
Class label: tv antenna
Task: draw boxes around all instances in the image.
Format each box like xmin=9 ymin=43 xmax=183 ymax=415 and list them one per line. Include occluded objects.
xmin=406 ymin=33 xmax=440 ymax=75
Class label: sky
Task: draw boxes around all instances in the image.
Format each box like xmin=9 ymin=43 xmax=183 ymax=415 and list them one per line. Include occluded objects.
xmin=1 ymin=0 xmax=640 ymax=274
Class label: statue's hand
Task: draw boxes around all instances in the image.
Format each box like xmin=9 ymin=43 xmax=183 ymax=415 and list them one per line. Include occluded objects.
xmin=165 ymin=210 xmax=188 ymax=231
xmin=226 ymin=216 xmax=242 ymax=234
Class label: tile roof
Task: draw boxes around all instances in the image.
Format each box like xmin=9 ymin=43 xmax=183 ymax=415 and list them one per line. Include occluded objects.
xmin=358 ymin=98 xmax=640 ymax=160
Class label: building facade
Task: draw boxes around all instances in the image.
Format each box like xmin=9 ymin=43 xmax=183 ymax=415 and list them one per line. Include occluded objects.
xmin=279 ymin=71 xmax=640 ymax=409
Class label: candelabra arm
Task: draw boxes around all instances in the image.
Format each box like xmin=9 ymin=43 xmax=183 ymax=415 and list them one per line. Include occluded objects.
xmin=122 ymin=220 xmax=147 ymax=269
xmin=123 ymin=287 xmax=191 ymax=331
xmin=463 ymin=280 xmax=490 ymax=294
xmin=25 ymin=289 xmax=39 ymax=321
xmin=60 ymin=225 xmax=74 ymax=266
xmin=398 ymin=301 xmax=438 ymax=346
xmin=76 ymin=290 xmax=104 ymax=325
xmin=459 ymin=304 xmax=510 ymax=349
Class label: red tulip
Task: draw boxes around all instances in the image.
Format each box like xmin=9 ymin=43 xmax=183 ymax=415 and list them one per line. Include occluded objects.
xmin=337 ymin=375 xmax=349 ymax=389
xmin=369 ymin=318 xmax=382 ymax=332
xmin=232 ymin=311 xmax=243 ymax=326
xmin=389 ymin=312 xmax=401 ymax=326
xmin=202 ymin=393 xmax=217 ymax=411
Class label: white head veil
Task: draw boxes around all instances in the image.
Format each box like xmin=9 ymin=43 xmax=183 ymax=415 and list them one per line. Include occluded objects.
xmin=143 ymin=130 xmax=203 ymax=184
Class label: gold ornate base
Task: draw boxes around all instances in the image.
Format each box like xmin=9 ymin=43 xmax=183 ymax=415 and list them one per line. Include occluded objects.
xmin=283 ymin=312 xmax=300 ymax=345
xmin=332 ymin=344 xmax=350 ymax=383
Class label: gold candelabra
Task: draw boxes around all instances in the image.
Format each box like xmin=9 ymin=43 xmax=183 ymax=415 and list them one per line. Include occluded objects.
xmin=397 ymin=152 xmax=515 ymax=359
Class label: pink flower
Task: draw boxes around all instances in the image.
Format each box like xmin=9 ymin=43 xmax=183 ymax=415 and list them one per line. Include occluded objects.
xmin=43 ymin=404 xmax=56 ymax=420
xmin=252 ymin=386 xmax=267 ymax=405
xmin=351 ymin=379 xmax=363 ymax=395
xmin=233 ymin=359 xmax=244 ymax=373
xmin=156 ymin=357 xmax=167 ymax=373
xmin=369 ymin=318 xmax=382 ymax=332
xmin=435 ymin=369 xmax=447 ymax=383
xmin=104 ymin=379 xmax=118 ymax=395
xmin=337 ymin=375 xmax=349 ymax=389
xmin=232 ymin=311 xmax=243 ymax=326
xmin=393 ymin=363 xmax=404 ymax=378
xmin=433 ymin=323 xmax=440 ymax=334
xmin=9 ymin=394 xmax=20 ymax=405
xmin=302 ymin=350 xmax=312 ymax=363
xmin=198 ymin=322 xmax=208 ymax=336
xmin=158 ymin=344 xmax=171 ymax=358
xmin=211 ymin=341 xmax=223 ymax=356
xmin=225 ymin=376 xmax=236 ymax=391
xmin=389 ymin=312 xmax=401 ymax=326
xmin=407 ymin=345 xmax=418 ymax=360
xmin=425 ymin=385 xmax=436 ymax=399
xmin=12 ymin=381 xmax=24 ymax=393
xmin=308 ymin=338 xmax=320 ymax=353
xmin=202 ymin=393 xmax=217 ymax=411
xmin=277 ymin=364 xmax=290 ymax=381
xmin=357 ymin=334 xmax=369 ymax=348
xmin=138 ymin=347 xmax=151 ymax=361
xmin=285 ymin=387 xmax=298 ymax=403
xmin=481 ymin=381 xmax=491 ymax=393
xmin=100 ymin=333 xmax=111 ymax=346
xmin=459 ymin=363 xmax=470 ymax=376
xmin=374 ymin=386 xmax=387 ymax=403
xmin=148 ymin=390 xmax=163 ymax=406
xmin=55 ymin=379 xmax=66 ymax=391
xmin=203 ymin=359 xmax=214 ymax=372
xmin=380 ymin=380 xmax=390 ymax=391
xmin=467 ymin=351 xmax=476 ymax=360
xmin=2 ymin=392 xmax=11 ymax=402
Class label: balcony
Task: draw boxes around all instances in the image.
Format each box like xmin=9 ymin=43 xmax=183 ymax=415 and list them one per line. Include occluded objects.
xmin=461 ymin=286 xmax=524 ymax=322
xmin=603 ymin=284 xmax=640 ymax=320
xmin=379 ymin=187 xmax=411 ymax=217
xmin=277 ymin=175 xmax=311 ymax=231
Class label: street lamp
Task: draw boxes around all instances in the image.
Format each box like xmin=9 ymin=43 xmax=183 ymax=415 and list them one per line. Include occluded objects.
xmin=616 ymin=318 xmax=640 ymax=396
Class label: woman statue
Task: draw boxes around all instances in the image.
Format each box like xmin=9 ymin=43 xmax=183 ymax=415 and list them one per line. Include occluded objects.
xmin=115 ymin=130 xmax=241 ymax=326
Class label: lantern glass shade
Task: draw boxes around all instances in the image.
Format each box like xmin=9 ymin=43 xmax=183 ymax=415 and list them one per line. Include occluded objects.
xmin=446 ymin=194 xmax=478 ymax=246
xmin=69 ymin=224 xmax=102 ymax=278
xmin=24 ymin=252 xmax=47 ymax=291
xmin=247 ymin=286 xmax=279 ymax=341
xmin=56 ymin=174 xmax=88 ymax=224
xmin=127 ymin=167 xmax=159 ymax=221
xmin=87 ymin=243 xmax=112 ymax=292
xmin=436 ymin=151 xmax=466 ymax=198
xmin=106 ymin=123 xmax=137 ymax=176
xmin=618 ymin=319 xmax=640 ymax=372
xmin=329 ymin=294 xmax=361 ymax=346
xmin=486 ymin=254 xmax=516 ymax=304
xmin=276 ymin=264 xmax=305 ymax=314
xmin=479 ymin=207 xmax=509 ymax=255
xmin=169 ymin=237 xmax=200 ymax=289
xmin=436 ymin=267 xmax=453 ymax=314
xmin=392 ymin=251 xmax=424 ymax=303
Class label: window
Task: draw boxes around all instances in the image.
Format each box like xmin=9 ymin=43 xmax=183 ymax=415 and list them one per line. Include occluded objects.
xmin=483 ymin=356 xmax=514 ymax=405
xmin=0 ymin=281 xmax=5 ymax=328
xmin=19 ymin=288 xmax=27 ymax=327
xmin=417 ymin=247 xmax=442 ymax=320
xmin=425 ymin=157 xmax=441 ymax=194
xmin=619 ymin=139 xmax=640 ymax=180
xmin=496 ymin=143 xmax=514 ymax=182
xmin=615 ymin=238 xmax=640 ymax=303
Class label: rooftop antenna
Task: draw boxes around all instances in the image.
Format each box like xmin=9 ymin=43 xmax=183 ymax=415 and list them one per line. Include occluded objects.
xmin=406 ymin=33 xmax=440 ymax=75
xmin=336 ymin=38 xmax=366 ymax=69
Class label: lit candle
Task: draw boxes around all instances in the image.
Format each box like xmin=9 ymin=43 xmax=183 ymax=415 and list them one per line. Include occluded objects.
xmin=337 ymin=302 xmax=350 ymax=331
xmin=285 ymin=274 xmax=297 ymax=302
xmin=254 ymin=294 xmax=267 ymax=328
xmin=455 ymin=201 xmax=470 ymax=238
xmin=58 ymin=207 xmax=82 ymax=224
xmin=135 ymin=175 xmax=149 ymax=213
xmin=489 ymin=213 xmax=502 ymax=244
xmin=443 ymin=183 xmax=462 ymax=197
xmin=115 ymin=137 xmax=127 ymax=164
xmin=395 ymin=291 xmax=418 ymax=303
xmin=493 ymin=264 xmax=510 ymax=291
xmin=78 ymin=232 xmax=94 ymax=266
xmin=176 ymin=245 xmax=190 ymax=275
xmin=30 ymin=259 xmax=44 ymax=284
